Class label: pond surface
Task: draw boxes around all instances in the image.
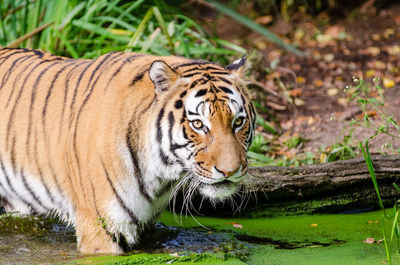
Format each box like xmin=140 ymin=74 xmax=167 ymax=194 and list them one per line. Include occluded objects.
xmin=0 ymin=210 xmax=398 ymax=264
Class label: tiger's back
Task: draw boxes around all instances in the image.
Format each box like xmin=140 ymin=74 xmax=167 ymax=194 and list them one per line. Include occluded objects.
xmin=0 ymin=47 xmax=255 ymax=254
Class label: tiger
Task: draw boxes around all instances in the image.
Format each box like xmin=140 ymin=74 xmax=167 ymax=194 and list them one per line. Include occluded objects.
xmin=0 ymin=47 xmax=256 ymax=254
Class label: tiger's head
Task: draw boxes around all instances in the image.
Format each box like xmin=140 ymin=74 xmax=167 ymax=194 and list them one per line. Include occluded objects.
xmin=148 ymin=56 xmax=255 ymax=203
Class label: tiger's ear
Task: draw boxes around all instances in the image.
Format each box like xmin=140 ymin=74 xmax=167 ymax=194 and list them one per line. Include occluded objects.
xmin=149 ymin=60 xmax=179 ymax=93
xmin=226 ymin=55 xmax=246 ymax=77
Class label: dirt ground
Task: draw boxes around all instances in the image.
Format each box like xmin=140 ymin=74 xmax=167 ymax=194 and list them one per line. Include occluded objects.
xmin=203 ymin=2 xmax=400 ymax=159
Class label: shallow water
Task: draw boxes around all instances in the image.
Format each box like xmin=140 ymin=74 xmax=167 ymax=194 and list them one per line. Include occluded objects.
xmin=0 ymin=210 xmax=399 ymax=264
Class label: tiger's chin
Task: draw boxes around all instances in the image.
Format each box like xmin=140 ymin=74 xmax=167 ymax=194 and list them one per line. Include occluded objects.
xmin=198 ymin=181 xmax=238 ymax=202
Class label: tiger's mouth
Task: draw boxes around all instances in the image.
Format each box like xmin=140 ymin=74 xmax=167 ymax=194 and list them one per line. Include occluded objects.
xmin=196 ymin=179 xmax=238 ymax=202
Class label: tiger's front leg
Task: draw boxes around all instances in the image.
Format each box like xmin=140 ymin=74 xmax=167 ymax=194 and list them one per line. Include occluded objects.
xmin=75 ymin=209 xmax=123 ymax=254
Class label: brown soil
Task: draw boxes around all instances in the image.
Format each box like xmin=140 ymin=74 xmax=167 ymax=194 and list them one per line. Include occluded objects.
xmin=207 ymin=2 xmax=400 ymax=158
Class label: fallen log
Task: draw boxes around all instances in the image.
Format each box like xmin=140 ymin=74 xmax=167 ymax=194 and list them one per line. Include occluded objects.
xmin=179 ymin=155 xmax=400 ymax=217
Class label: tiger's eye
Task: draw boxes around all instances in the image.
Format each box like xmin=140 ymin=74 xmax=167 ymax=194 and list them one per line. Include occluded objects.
xmin=234 ymin=117 xmax=243 ymax=127
xmin=192 ymin=120 xmax=203 ymax=129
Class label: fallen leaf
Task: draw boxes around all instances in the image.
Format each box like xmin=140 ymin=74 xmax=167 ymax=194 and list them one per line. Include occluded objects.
xmin=384 ymin=28 xmax=394 ymax=38
xmin=366 ymin=46 xmax=380 ymax=56
xmin=327 ymin=88 xmax=339 ymax=96
xmin=307 ymin=117 xmax=315 ymax=125
xmin=374 ymin=60 xmax=386 ymax=69
xmin=232 ymin=223 xmax=243 ymax=229
xmin=323 ymin=53 xmax=335 ymax=62
xmin=365 ymin=69 xmax=377 ymax=78
xmin=314 ymin=79 xmax=323 ymax=87
xmin=383 ymin=78 xmax=395 ymax=88
xmin=255 ymin=15 xmax=273 ymax=25
xmin=294 ymin=98 xmax=305 ymax=106
xmin=363 ymin=238 xmax=375 ymax=244
xmin=289 ymin=88 xmax=302 ymax=97
xmin=387 ymin=45 xmax=400 ymax=55
xmin=310 ymin=223 xmax=318 ymax=227
xmin=371 ymin=34 xmax=381 ymax=41
xmin=297 ymin=76 xmax=306 ymax=83
xmin=320 ymin=153 xmax=327 ymax=163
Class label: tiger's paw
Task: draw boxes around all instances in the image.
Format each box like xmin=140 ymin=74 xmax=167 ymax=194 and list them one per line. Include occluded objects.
xmin=78 ymin=234 xmax=123 ymax=254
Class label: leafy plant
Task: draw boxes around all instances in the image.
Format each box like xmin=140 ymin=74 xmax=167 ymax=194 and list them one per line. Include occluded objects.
xmin=345 ymin=76 xmax=400 ymax=147
xmin=0 ymin=0 xmax=245 ymax=61
xmin=348 ymin=76 xmax=400 ymax=264
xmin=360 ymin=141 xmax=400 ymax=265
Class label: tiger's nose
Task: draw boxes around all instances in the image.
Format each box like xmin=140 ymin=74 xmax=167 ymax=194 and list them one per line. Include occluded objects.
xmin=214 ymin=166 xmax=241 ymax=178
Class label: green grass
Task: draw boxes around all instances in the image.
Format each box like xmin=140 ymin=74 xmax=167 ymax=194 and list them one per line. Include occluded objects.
xmin=360 ymin=141 xmax=400 ymax=265
xmin=0 ymin=0 xmax=245 ymax=61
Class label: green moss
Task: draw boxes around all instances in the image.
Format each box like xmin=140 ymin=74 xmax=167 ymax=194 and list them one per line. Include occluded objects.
xmin=0 ymin=213 xmax=58 ymax=236
xmin=73 ymin=253 xmax=245 ymax=265
xmin=158 ymin=210 xmax=400 ymax=265
xmin=2 ymin=210 xmax=400 ymax=264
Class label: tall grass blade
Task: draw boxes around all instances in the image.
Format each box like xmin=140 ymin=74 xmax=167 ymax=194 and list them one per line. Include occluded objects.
xmin=53 ymin=29 xmax=79 ymax=58
xmin=382 ymin=221 xmax=392 ymax=265
xmin=359 ymin=141 xmax=386 ymax=215
xmin=59 ymin=2 xmax=86 ymax=30
xmin=7 ymin=21 xmax=53 ymax=48
xmin=152 ymin=6 xmax=174 ymax=54
xmin=126 ymin=8 xmax=153 ymax=51
xmin=208 ymin=0 xmax=303 ymax=56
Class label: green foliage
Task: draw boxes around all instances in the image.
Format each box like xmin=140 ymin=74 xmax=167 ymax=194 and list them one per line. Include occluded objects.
xmin=360 ymin=141 xmax=400 ymax=265
xmin=0 ymin=0 xmax=245 ymax=60
xmin=345 ymin=76 xmax=400 ymax=146
xmin=353 ymin=77 xmax=400 ymax=264
xmin=283 ymin=135 xmax=304 ymax=149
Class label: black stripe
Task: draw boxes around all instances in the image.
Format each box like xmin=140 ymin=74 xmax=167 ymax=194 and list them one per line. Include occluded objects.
xmin=0 ymin=54 xmax=34 ymax=91
xmin=174 ymin=100 xmax=183 ymax=109
xmin=71 ymin=53 xmax=123 ymax=191
xmin=5 ymin=56 xmax=38 ymax=109
xmin=189 ymin=80 xmax=199 ymax=89
xmin=89 ymin=180 xmax=100 ymax=216
xmin=180 ymin=91 xmax=187 ymax=98
xmin=6 ymin=59 xmax=51 ymax=151
xmin=209 ymin=71 xmax=229 ymax=75
xmin=156 ymin=107 xmax=165 ymax=143
xmin=168 ymin=112 xmax=188 ymax=154
xmin=219 ymin=86 xmax=233 ymax=94
xmin=33 ymin=128 xmax=61 ymax=208
xmin=195 ymin=89 xmax=207 ymax=97
xmin=127 ymin=122 xmax=152 ymax=201
xmin=181 ymin=67 xmax=201 ymax=73
xmin=43 ymin=60 xmax=79 ymax=119
xmin=0 ymin=50 xmax=31 ymax=67
xmin=130 ymin=69 xmax=146 ymax=86
xmin=26 ymin=61 xmax=62 ymax=157
xmin=59 ymin=61 xmax=90 ymax=140
xmin=105 ymin=54 xmax=143 ymax=91
xmin=69 ymin=58 xmax=97 ymax=112
xmin=20 ymin=168 xmax=49 ymax=212
xmin=173 ymin=60 xmax=222 ymax=69
xmin=188 ymin=110 xmax=199 ymax=116
xmin=182 ymin=72 xmax=201 ymax=78
xmin=217 ymin=76 xmax=232 ymax=85
xmin=99 ymin=156 xmax=140 ymax=225
xmin=0 ymin=156 xmax=38 ymax=214
xmin=159 ymin=149 xmax=171 ymax=165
